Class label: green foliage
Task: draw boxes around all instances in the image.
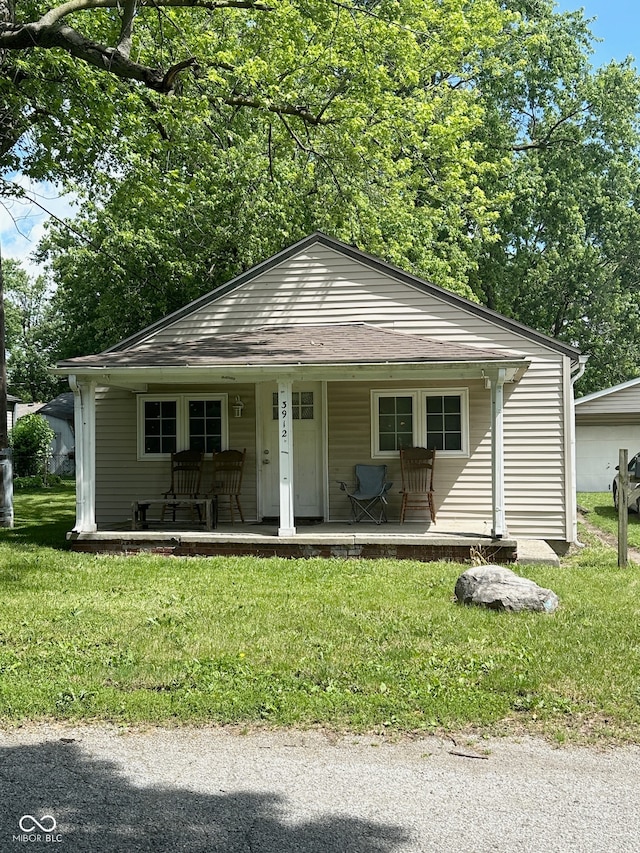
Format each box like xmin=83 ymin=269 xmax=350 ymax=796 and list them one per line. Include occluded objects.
xmin=13 ymin=474 xmax=63 ymax=490
xmin=468 ymin=4 xmax=640 ymax=394
xmin=2 ymin=258 xmax=65 ymax=401
xmin=4 ymin=0 xmax=640 ymax=397
xmin=9 ymin=414 xmax=55 ymax=477
xmin=31 ymin=0 xmax=518 ymax=353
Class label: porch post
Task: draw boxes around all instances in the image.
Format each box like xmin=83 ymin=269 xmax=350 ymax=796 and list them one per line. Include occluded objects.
xmin=489 ymin=368 xmax=507 ymax=539
xmin=70 ymin=375 xmax=97 ymax=533
xmin=277 ymin=379 xmax=296 ymax=536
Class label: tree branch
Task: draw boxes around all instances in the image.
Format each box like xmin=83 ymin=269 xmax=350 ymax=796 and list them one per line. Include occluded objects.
xmin=116 ymin=0 xmax=138 ymax=58
xmin=224 ymin=93 xmax=336 ymax=126
xmin=37 ymin=0 xmax=271 ymax=28
xmin=512 ymin=105 xmax=589 ymax=151
xmin=0 ymin=21 xmax=198 ymax=92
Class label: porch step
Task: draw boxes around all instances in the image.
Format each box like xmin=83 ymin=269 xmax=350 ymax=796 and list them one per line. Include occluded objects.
xmin=516 ymin=539 xmax=560 ymax=567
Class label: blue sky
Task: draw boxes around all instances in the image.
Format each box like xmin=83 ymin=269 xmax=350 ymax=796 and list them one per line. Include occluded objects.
xmin=1 ymin=1 xmax=639 ymax=274
xmin=556 ymin=0 xmax=640 ymax=65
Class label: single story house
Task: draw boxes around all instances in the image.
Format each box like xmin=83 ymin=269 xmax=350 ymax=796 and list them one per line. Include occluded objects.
xmin=575 ymin=378 xmax=640 ymax=492
xmin=54 ymin=232 xmax=583 ymax=557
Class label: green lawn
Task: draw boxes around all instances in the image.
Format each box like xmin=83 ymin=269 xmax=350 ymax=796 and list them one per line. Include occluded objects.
xmin=0 ymin=484 xmax=639 ymax=743
xmin=578 ymin=490 xmax=640 ymax=548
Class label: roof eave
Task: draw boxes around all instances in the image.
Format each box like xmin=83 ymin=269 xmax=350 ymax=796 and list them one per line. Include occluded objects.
xmin=53 ymin=358 xmax=529 ymax=386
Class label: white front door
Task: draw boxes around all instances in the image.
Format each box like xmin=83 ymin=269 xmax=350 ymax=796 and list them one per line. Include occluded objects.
xmin=259 ymin=382 xmax=324 ymax=518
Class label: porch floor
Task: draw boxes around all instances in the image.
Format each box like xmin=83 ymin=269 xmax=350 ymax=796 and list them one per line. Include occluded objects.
xmin=67 ymin=518 xmax=559 ymax=564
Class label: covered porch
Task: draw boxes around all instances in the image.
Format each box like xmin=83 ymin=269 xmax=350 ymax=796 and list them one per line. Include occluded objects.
xmin=55 ymin=324 xmax=535 ymax=556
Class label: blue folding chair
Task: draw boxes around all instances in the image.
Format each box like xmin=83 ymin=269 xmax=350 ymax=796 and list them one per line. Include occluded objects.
xmin=337 ymin=464 xmax=393 ymax=524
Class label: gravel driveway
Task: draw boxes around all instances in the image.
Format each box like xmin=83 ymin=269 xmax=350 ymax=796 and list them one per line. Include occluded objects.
xmin=1 ymin=723 xmax=639 ymax=852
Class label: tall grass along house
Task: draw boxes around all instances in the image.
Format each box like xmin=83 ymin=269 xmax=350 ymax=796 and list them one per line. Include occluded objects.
xmin=55 ymin=232 xmax=582 ymax=561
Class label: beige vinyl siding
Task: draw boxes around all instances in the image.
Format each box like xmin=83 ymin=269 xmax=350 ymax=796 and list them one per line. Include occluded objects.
xmin=145 ymin=245 xmax=548 ymax=352
xmin=95 ymin=385 xmax=258 ymax=527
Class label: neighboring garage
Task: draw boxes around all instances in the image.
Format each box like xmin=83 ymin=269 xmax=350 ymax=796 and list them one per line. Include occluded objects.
xmin=575 ymin=378 xmax=640 ymax=491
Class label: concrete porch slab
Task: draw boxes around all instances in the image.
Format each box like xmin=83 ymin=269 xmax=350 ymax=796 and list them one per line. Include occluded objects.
xmin=68 ymin=521 xmax=520 ymax=563
xmin=515 ymin=539 xmax=561 ymax=567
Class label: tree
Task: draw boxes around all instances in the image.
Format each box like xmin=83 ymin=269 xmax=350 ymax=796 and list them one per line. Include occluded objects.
xmin=19 ymin=1 xmax=520 ymax=354
xmin=3 ymin=259 xmax=65 ymax=400
xmin=468 ymin=1 xmax=640 ymax=395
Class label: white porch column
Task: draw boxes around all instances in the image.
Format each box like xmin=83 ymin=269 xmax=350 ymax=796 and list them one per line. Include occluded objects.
xmin=70 ymin=376 xmax=97 ymax=533
xmin=277 ymin=379 xmax=296 ymax=536
xmin=488 ymin=368 xmax=507 ymax=539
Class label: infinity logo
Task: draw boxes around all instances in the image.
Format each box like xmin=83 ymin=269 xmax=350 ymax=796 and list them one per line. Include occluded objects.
xmin=19 ymin=815 xmax=57 ymax=832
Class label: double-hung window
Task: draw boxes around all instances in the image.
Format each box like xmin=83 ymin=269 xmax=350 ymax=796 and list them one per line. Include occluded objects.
xmin=372 ymin=389 xmax=469 ymax=458
xmin=138 ymin=394 xmax=228 ymax=459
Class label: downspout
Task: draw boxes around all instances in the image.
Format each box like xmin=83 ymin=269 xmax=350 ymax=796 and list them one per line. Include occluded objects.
xmin=567 ymin=355 xmax=589 ymax=545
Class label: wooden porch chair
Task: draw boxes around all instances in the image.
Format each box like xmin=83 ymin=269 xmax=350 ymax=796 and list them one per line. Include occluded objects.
xmin=161 ymin=449 xmax=204 ymax=522
xmin=208 ymin=448 xmax=246 ymax=524
xmin=399 ymin=447 xmax=436 ymax=523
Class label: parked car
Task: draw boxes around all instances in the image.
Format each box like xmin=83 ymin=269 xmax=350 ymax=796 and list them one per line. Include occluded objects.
xmin=612 ymin=452 xmax=640 ymax=511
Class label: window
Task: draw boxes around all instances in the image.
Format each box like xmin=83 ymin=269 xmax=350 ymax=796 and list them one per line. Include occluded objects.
xmin=188 ymin=399 xmax=223 ymax=453
xmin=138 ymin=395 xmax=227 ymax=459
xmin=143 ymin=400 xmax=177 ymax=455
xmin=426 ymin=394 xmax=462 ymax=452
xmin=371 ymin=389 xmax=468 ymax=458
xmin=377 ymin=394 xmax=414 ymax=452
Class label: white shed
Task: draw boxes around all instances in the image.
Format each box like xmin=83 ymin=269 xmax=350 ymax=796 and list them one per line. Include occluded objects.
xmin=575 ymin=378 xmax=640 ymax=492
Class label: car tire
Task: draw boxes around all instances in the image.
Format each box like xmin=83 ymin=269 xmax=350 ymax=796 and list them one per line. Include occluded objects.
xmin=613 ymin=484 xmax=619 ymax=510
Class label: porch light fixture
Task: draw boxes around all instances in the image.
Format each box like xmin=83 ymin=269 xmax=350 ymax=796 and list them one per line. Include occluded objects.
xmin=232 ymin=396 xmax=245 ymax=418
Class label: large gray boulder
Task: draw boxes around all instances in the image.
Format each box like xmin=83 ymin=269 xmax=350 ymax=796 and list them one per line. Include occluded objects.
xmin=454 ymin=565 xmax=559 ymax=613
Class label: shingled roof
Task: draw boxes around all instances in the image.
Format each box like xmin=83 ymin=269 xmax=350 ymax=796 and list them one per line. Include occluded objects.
xmin=58 ymin=324 xmax=524 ymax=369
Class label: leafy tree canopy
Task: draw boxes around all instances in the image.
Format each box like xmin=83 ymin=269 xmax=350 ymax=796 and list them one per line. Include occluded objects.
xmin=4 ymin=0 xmax=640 ymax=396
xmin=2 ymin=259 xmax=65 ymax=400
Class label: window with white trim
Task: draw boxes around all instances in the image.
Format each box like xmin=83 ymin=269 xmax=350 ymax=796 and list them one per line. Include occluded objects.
xmin=137 ymin=394 xmax=228 ymax=459
xmin=371 ymin=389 xmax=469 ymax=458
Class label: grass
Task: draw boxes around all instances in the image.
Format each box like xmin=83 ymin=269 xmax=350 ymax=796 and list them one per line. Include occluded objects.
xmin=578 ymin=490 xmax=640 ymax=549
xmin=0 ymin=484 xmax=639 ymax=743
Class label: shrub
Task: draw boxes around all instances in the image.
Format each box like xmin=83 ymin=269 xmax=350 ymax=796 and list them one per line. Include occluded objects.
xmin=9 ymin=414 xmax=55 ymax=478
xmin=13 ymin=474 xmax=63 ymax=490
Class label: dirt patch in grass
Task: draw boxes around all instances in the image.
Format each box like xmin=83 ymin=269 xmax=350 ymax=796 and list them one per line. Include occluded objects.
xmin=578 ymin=510 xmax=640 ymax=565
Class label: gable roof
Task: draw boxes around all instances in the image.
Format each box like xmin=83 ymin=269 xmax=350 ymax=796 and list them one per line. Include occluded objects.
xmin=58 ymin=323 xmax=526 ymax=370
xmin=38 ymin=392 xmax=74 ymax=422
xmin=104 ymin=232 xmax=581 ymax=361
xmin=575 ymin=377 xmax=640 ymax=407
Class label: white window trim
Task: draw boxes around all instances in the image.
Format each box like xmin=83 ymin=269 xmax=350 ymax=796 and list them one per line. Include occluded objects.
xmin=137 ymin=393 xmax=229 ymax=461
xmin=371 ymin=388 xmax=469 ymax=459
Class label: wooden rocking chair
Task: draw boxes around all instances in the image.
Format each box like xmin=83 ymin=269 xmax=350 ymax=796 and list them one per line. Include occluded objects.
xmin=400 ymin=447 xmax=436 ymax=523
xmin=208 ymin=448 xmax=246 ymax=524
xmin=161 ymin=449 xmax=204 ymax=522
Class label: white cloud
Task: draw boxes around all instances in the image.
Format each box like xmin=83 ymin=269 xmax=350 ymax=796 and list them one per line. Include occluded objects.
xmin=0 ymin=176 xmax=77 ymax=278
